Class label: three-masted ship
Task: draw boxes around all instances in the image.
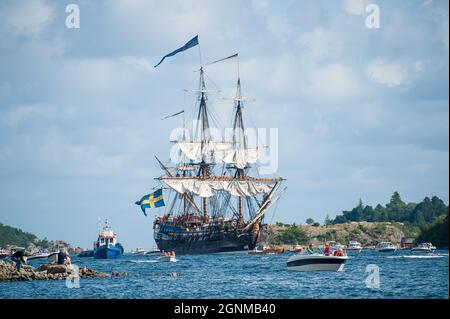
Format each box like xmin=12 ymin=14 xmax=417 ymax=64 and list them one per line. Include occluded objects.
xmin=152 ymin=59 xmax=285 ymax=254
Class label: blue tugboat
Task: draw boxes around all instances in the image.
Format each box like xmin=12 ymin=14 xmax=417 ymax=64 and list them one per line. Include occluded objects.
xmin=93 ymin=219 xmax=124 ymax=259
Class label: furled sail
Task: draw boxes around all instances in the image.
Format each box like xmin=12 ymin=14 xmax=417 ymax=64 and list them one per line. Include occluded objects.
xmin=160 ymin=177 xmax=279 ymax=198
xmin=177 ymin=141 xmax=258 ymax=169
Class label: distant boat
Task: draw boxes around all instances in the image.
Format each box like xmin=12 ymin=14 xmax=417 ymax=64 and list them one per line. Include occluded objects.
xmin=132 ymin=248 xmax=146 ymax=255
xmin=0 ymin=249 xmax=11 ymax=259
xmin=157 ymin=255 xmax=177 ymax=262
xmin=345 ymin=241 xmax=363 ymax=253
xmin=93 ymin=219 xmax=124 ymax=259
xmin=375 ymin=242 xmax=397 ymax=252
xmin=27 ymin=252 xmax=55 ymax=260
xmin=411 ymin=242 xmax=436 ymax=253
xmin=248 ymin=245 xmax=285 ymax=255
xmin=287 ymin=253 xmax=348 ymax=272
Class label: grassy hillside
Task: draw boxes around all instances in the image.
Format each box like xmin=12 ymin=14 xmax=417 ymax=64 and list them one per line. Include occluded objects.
xmin=263 ymin=221 xmax=406 ymax=246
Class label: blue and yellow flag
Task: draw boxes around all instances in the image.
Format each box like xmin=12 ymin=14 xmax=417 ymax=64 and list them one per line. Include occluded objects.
xmin=135 ymin=189 xmax=165 ymax=216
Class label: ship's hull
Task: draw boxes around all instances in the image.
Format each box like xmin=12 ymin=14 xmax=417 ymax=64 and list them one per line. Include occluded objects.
xmin=154 ymin=225 xmax=256 ymax=255
xmin=93 ymin=244 xmax=124 ymax=259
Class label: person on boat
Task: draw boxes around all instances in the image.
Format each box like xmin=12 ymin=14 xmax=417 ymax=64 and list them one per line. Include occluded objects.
xmin=57 ymin=248 xmax=68 ymax=265
xmin=305 ymin=244 xmax=315 ymax=254
xmin=171 ymin=251 xmax=176 ymax=257
xmin=333 ymin=248 xmax=344 ymax=257
xmin=10 ymin=249 xmax=27 ymax=271
xmin=324 ymin=243 xmax=331 ymax=256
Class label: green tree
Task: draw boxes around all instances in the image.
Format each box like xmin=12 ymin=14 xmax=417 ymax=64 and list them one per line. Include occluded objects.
xmin=273 ymin=225 xmax=308 ymax=245
xmin=324 ymin=214 xmax=332 ymax=226
xmin=305 ymin=218 xmax=314 ymax=225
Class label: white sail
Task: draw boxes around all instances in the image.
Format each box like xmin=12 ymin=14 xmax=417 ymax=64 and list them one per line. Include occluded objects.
xmin=161 ymin=177 xmax=278 ymax=198
xmin=177 ymin=141 xmax=258 ymax=168
xmin=216 ymin=147 xmax=258 ymax=169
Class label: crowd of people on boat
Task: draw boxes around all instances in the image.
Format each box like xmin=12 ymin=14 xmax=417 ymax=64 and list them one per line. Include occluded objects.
xmin=304 ymin=243 xmax=345 ymax=256
xmin=161 ymin=251 xmax=176 ymax=257
xmin=155 ymin=214 xmax=240 ymax=233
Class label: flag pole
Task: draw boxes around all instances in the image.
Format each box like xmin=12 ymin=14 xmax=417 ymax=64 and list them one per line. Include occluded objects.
xmin=197 ymin=37 xmax=203 ymax=68
xmin=237 ymin=54 xmax=240 ymax=79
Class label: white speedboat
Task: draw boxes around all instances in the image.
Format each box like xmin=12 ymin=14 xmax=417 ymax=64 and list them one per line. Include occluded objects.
xmin=157 ymin=255 xmax=177 ymax=262
xmin=287 ymin=253 xmax=348 ymax=272
xmin=411 ymin=242 xmax=436 ymax=253
xmin=132 ymin=248 xmax=146 ymax=255
xmin=327 ymin=241 xmax=345 ymax=251
xmin=345 ymin=241 xmax=362 ymax=253
xmin=375 ymin=242 xmax=397 ymax=252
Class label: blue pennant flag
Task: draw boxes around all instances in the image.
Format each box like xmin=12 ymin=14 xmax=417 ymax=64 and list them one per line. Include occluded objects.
xmin=154 ymin=35 xmax=199 ymax=68
xmin=135 ymin=189 xmax=165 ymax=216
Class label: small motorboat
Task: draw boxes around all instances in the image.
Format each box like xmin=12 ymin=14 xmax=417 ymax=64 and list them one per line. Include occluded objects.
xmin=287 ymin=253 xmax=348 ymax=272
xmin=27 ymin=252 xmax=53 ymax=261
xmin=248 ymin=245 xmax=285 ymax=255
xmin=132 ymin=248 xmax=146 ymax=255
xmin=0 ymin=249 xmax=11 ymax=259
xmin=93 ymin=219 xmax=124 ymax=259
xmin=289 ymin=245 xmax=303 ymax=253
xmin=47 ymin=252 xmax=59 ymax=264
xmin=411 ymin=242 xmax=436 ymax=253
xmin=157 ymin=255 xmax=177 ymax=262
xmin=345 ymin=241 xmax=363 ymax=253
xmin=375 ymin=242 xmax=397 ymax=252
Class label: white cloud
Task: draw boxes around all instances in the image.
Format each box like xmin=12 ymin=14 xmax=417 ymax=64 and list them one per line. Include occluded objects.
xmin=307 ymin=64 xmax=362 ymax=101
xmin=3 ymin=0 xmax=54 ymax=35
xmin=122 ymin=57 xmax=154 ymax=73
xmin=251 ymin=0 xmax=271 ymax=14
xmin=1 ymin=104 xmax=50 ymax=127
xmin=297 ymin=29 xmax=342 ymax=63
xmin=367 ymin=59 xmax=408 ymax=87
xmin=266 ymin=15 xmax=292 ymax=40
xmin=37 ymin=138 xmax=130 ymax=178
xmin=343 ymin=0 xmax=367 ymax=16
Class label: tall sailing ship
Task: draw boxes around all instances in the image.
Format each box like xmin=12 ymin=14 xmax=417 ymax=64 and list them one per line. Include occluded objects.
xmin=151 ymin=56 xmax=285 ymax=254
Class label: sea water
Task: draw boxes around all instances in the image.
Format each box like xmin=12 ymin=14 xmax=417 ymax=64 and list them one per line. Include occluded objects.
xmin=1 ymin=250 xmax=448 ymax=299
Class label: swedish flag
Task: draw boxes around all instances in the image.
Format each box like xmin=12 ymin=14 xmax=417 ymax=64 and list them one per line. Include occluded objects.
xmin=135 ymin=189 xmax=165 ymax=216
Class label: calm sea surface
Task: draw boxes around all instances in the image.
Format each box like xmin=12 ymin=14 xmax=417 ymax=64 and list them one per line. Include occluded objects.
xmin=1 ymin=250 xmax=448 ymax=299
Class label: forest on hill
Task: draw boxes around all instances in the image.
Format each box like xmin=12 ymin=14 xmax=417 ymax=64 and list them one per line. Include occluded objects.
xmin=268 ymin=192 xmax=449 ymax=247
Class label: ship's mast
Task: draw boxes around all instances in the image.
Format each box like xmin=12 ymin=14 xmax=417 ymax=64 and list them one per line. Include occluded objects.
xmin=197 ymin=68 xmax=210 ymax=222
xmin=233 ymin=78 xmax=246 ymax=226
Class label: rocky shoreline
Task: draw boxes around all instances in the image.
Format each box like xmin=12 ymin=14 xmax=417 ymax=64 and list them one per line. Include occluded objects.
xmin=0 ymin=260 xmax=126 ymax=282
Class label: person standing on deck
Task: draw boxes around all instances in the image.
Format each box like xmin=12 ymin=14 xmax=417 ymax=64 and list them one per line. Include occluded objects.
xmin=324 ymin=243 xmax=331 ymax=256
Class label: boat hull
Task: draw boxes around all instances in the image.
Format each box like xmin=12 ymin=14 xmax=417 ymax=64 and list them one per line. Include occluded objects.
xmin=287 ymin=255 xmax=348 ymax=272
xmin=94 ymin=244 xmax=124 ymax=259
xmin=154 ymin=227 xmax=255 ymax=255
xmin=411 ymin=248 xmax=434 ymax=253
xmin=377 ymin=248 xmax=396 ymax=252
xmin=157 ymin=256 xmax=177 ymax=262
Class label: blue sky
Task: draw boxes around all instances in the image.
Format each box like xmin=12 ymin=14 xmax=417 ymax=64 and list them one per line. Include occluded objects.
xmin=0 ymin=0 xmax=448 ymax=250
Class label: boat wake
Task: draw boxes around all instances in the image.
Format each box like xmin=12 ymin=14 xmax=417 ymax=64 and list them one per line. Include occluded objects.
xmin=127 ymin=260 xmax=159 ymax=263
xmin=387 ymin=255 xmax=445 ymax=259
